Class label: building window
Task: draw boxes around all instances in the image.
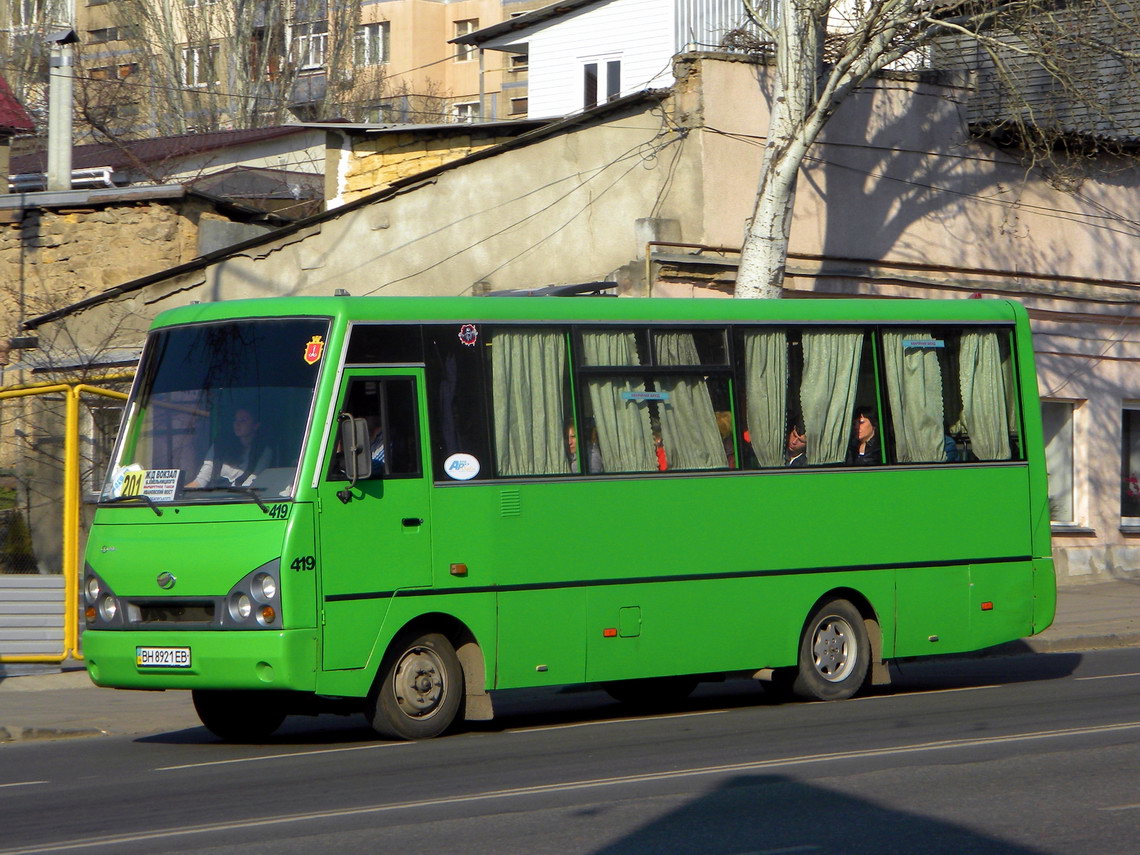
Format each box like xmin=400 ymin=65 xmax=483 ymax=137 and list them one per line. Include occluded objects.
xmin=89 ymin=62 xmax=138 ymax=81
xmin=356 ymin=21 xmax=390 ymax=66
xmin=1042 ymin=401 xmax=1076 ymax=524
xmin=582 ymin=57 xmax=621 ymax=109
xmin=454 ymin=18 xmax=477 ymax=61
xmin=1123 ymin=407 xmax=1140 ymax=523
xmin=88 ymin=27 xmax=119 ymax=44
xmin=509 ymin=97 xmax=528 ymax=116
xmin=294 ymin=19 xmax=328 ymax=70
xmin=509 ymin=52 xmax=528 ymax=72
xmin=453 ymin=101 xmax=480 ymax=123
xmin=365 ymin=102 xmax=401 ymax=123
xmin=182 ymin=44 xmax=218 ymax=87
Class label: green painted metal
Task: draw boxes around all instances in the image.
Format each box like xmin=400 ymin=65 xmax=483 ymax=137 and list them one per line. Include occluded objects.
xmin=82 ymin=297 xmax=1054 ymax=708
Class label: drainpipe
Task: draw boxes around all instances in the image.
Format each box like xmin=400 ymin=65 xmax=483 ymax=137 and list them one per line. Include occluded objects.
xmin=479 ymin=47 xmax=486 ymax=120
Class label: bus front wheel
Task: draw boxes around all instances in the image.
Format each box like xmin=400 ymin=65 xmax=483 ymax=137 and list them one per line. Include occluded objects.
xmin=791 ymin=599 xmax=869 ymax=701
xmin=367 ymin=632 xmax=464 ymax=740
xmin=192 ymin=689 xmax=287 ymax=742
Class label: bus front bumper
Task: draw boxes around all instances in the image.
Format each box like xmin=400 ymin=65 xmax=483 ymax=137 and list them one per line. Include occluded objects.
xmin=82 ymin=628 xmax=318 ymax=692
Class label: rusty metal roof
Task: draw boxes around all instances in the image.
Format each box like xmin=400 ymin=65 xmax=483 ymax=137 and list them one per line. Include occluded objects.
xmin=0 ymin=74 xmax=34 ymax=134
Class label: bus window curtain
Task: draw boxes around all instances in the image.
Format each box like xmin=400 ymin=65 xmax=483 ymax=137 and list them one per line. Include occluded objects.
xmin=582 ymin=332 xmax=656 ymax=472
xmin=654 ymin=333 xmax=727 ymax=470
xmin=742 ymin=330 xmax=787 ymax=468
xmin=882 ymin=330 xmax=947 ymax=463
xmin=491 ymin=329 xmax=570 ymax=476
xmin=959 ymin=331 xmax=1011 ymax=461
xmin=801 ymin=330 xmax=863 ymax=465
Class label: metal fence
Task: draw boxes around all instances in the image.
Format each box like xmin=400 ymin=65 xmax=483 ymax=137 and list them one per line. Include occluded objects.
xmin=0 ymin=381 xmax=130 ymax=663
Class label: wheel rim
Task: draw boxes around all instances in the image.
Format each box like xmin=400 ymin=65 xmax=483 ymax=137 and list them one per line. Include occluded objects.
xmin=392 ymin=645 xmax=447 ymax=719
xmin=810 ymin=615 xmax=857 ymax=682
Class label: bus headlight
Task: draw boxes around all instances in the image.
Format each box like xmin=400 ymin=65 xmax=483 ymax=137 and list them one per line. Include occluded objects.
xmin=228 ymin=592 xmax=253 ymax=621
xmin=252 ymin=572 xmax=277 ymax=603
xmin=97 ymin=595 xmax=118 ymax=622
xmin=83 ymin=569 xmax=124 ymax=628
xmin=221 ymin=561 xmax=283 ymax=629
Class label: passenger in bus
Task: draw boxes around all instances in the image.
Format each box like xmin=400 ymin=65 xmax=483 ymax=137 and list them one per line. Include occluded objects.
xmin=368 ymin=422 xmax=386 ymax=476
xmin=785 ymin=422 xmax=807 ymax=467
xmin=846 ymin=407 xmax=881 ymax=466
xmin=566 ymin=423 xmax=603 ymax=473
xmin=186 ymin=408 xmax=272 ymax=488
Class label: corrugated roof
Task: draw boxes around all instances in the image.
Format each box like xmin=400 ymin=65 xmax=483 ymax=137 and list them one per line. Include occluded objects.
xmin=0 ymin=74 xmax=35 ymax=133
xmin=10 ymin=125 xmax=314 ymax=174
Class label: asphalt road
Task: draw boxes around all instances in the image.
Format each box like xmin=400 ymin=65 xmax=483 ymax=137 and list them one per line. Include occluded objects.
xmin=1 ymin=648 xmax=1138 ymax=855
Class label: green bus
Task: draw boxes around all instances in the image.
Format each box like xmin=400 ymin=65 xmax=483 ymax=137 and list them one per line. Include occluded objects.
xmin=82 ymin=296 xmax=1055 ymax=740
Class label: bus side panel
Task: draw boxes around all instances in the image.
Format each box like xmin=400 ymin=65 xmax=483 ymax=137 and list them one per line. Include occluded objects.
xmin=584 ymin=572 xmax=896 ymax=683
xmin=969 ymin=561 xmax=1035 ymax=650
xmin=1032 ymin=556 xmax=1057 ymax=634
xmin=313 ymin=591 xmax=499 ymax=699
xmin=281 ymin=502 xmax=318 ymax=630
xmin=497 ymin=589 xmax=587 ymax=687
xmin=322 ymin=599 xmax=395 ymax=672
xmin=894 ymin=566 xmax=971 ymax=657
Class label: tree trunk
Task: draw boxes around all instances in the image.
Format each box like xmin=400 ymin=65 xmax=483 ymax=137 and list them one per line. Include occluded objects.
xmin=735 ymin=0 xmax=827 ymax=300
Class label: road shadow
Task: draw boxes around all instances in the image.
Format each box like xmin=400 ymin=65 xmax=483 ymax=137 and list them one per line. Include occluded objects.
xmin=135 ymin=650 xmax=1083 ymax=746
xmin=589 ymin=773 xmax=1047 ymax=855
xmin=881 ymin=651 xmax=1082 ymax=694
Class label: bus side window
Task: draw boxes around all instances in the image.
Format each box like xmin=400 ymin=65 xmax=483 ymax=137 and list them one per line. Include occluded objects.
xmin=330 ymin=378 xmax=422 ymax=480
xmin=425 ymin=326 xmax=493 ymax=481
xmin=878 ymin=327 xmax=1019 ymax=466
xmin=383 ymin=379 xmax=421 ymax=477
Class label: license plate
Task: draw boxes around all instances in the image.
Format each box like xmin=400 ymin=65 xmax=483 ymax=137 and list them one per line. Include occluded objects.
xmin=136 ymin=646 xmax=191 ymax=668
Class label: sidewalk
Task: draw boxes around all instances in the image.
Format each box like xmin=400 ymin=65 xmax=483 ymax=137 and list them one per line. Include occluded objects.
xmin=2 ymin=579 xmax=1139 ymax=743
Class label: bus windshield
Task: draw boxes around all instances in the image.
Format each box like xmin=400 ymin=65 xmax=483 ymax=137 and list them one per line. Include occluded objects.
xmin=101 ymin=317 xmax=330 ymax=504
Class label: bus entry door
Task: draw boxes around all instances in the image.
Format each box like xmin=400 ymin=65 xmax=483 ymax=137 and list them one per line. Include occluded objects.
xmin=317 ymin=370 xmax=432 ymax=671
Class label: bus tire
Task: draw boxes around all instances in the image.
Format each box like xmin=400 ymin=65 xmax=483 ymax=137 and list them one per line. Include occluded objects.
xmin=192 ymin=689 xmax=287 ymax=742
xmin=603 ymin=676 xmax=699 ymax=708
xmin=367 ymin=632 xmax=464 ymax=740
xmin=792 ymin=599 xmax=869 ymax=701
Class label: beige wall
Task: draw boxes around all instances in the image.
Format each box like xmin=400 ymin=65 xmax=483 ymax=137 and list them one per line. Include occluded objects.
xmin=358 ymin=0 xmax=511 ymax=118
xmin=32 ymin=54 xmax=1140 ymax=582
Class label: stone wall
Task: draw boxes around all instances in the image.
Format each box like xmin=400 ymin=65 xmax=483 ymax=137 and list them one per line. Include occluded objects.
xmin=341 ymin=130 xmax=523 ymax=203
xmin=0 ymin=199 xmax=209 ymax=336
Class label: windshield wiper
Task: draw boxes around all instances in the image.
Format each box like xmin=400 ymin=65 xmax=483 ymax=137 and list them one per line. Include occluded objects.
xmin=102 ymin=494 xmax=163 ymax=517
xmin=182 ymin=485 xmax=269 ymax=514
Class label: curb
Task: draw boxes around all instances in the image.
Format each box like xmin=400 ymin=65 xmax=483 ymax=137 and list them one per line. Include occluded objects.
xmin=1018 ymin=633 xmax=1140 ymax=654
xmin=933 ymin=632 xmax=1140 ymax=660
xmin=0 ymin=725 xmax=106 ymax=743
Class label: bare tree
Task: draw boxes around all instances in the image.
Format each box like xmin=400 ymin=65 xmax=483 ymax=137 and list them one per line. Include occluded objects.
xmin=734 ymin=0 xmax=1140 ymax=298
xmin=66 ymin=0 xmax=457 ymax=141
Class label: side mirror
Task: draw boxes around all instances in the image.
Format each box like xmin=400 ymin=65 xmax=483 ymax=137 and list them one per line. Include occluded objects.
xmin=337 ymin=414 xmax=371 ymax=503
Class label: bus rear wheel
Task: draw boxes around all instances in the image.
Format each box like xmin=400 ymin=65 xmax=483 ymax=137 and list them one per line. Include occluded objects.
xmin=192 ymin=689 xmax=287 ymax=742
xmin=367 ymin=632 xmax=464 ymax=740
xmin=791 ymin=599 xmax=869 ymax=701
